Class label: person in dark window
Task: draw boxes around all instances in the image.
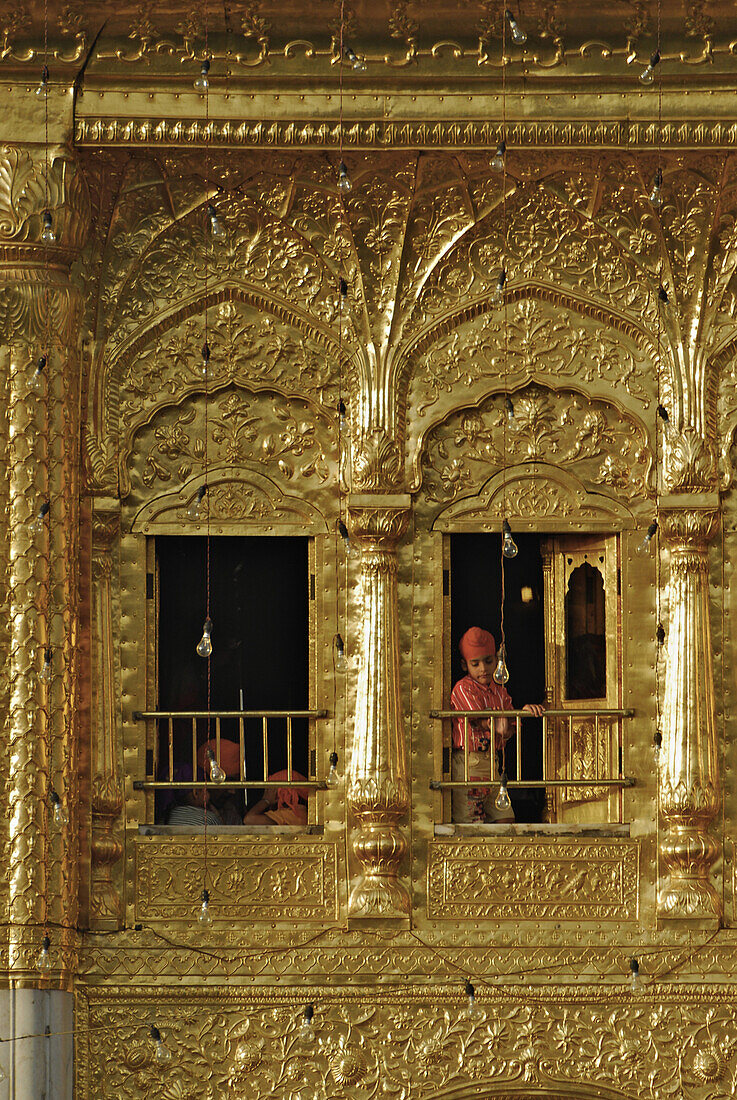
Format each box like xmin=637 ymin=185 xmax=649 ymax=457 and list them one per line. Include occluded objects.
xmin=243 ymin=770 xmax=309 ymax=825
xmin=197 ymin=739 xmax=244 ymax=824
xmin=164 ymin=764 xmax=223 ymax=826
xmin=450 ymin=627 xmax=545 ymax=824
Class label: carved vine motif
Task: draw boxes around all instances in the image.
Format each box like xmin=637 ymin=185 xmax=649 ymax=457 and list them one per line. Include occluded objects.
xmin=82 ymin=995 xmax=737 ymax=1100
xmin=420 ymin=385 xmax=650 ymax=505
xmin=135 ymin=840 xmax=338 ymax=922
xmin=428 ymin=840 xmax=637 ymax=921
xmin=127 ymin=386 xmax=336 ymax=499
xmin=409 ymin=299 xmax=652 ymax=419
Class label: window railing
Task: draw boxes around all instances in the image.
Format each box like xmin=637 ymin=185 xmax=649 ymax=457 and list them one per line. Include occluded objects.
xmin=132 ymin=708 xmax=328 ymax=792
xmin=429 ymin=708 xmax=635 ymax=792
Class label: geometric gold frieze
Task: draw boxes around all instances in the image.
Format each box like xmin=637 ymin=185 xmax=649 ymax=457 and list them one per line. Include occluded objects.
xmin=75 ymin=116 xmax=737 ymax=151
xmin=135 ymin=838 xmax=338 ymax=922
xmin=428 ymin=839 xmax=639 ymax=921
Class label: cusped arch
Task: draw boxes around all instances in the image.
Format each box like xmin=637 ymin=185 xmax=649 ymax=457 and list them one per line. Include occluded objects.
xmin=87 ymin=286 xmax=348 ymax=495
xmin=129 ymin=466 xmax=329 ymax=536
xmin=413 ymin=381 xmax=653 ymax=504
xmin=398 ymin=282 xmax=663 ymax=428
xmin=431 ymin=463 xmax=636 ymax=532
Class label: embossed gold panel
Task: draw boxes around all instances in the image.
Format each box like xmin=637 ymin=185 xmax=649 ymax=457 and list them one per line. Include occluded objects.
xmin=134 ymin=837 xmax=339 ymax=922
xmin=427 ymin=839 xmax=639 ymax=921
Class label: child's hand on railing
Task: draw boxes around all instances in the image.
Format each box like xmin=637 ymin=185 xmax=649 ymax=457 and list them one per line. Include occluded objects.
xmin=522 ymin=703 xmax=546 ymax=717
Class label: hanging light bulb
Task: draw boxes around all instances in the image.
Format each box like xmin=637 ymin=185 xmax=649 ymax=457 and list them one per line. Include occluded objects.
xmin=196 ymin=617 xmax=213 ymax=658
xmin=464 ymin=979 xmax=482 ymax=1018
xmin=298 ymin=1004 xmax=316 ymax=1046
xmin=36 ymin=935 xmax=51 ymax=973
xmin=338 ymin=520 xmax=352 ymax=556
xmin=493 ymin=645 xmax=510 ymax=685
xmin=200 ymin=341 xmax=211 ymax=378
xmin=205 ymin=747 xmax=227 ymax=784
xmin=502 ymin=519 xmax=518 ymax=559
xmin=504 ymin=395 xmax=519 ymax=431
xmin=40 ymin=648 xmax=53 ymax=684
xmin=149 ymin=1025 xmax=172 ymax=1065
xmin=41 ymin=210 xmax=56 ymax=245
xmin=658 ymin=283 xmax=669 ymax=304
xmin=344 ymin=45 xmax=367 ymax=71
xmin=639 ymin=50 xmax=660 ymax=84
xmin=653 ymin=728 xmax=663 ymax=766
xmin=36 ymin=64 xmax=50 ymax=97
xmin=339 ymin=278 xmax=348 ymax=301
xmin=494 ymin=773 xmax=512 ymax=812
xmin=656 ymin=622 xmax=666 ymax=647
xmin=649 ymin=168 xmax=663 ymax=208
xmin=337 ymin=398 xmax=347 ymax=432
xmin=326 ymin=750 xmax=341 ymax=788
xmin=629 ymin=957 xmax=641 ymax=991
xmin=505 ymin=9 xmax=527 ymax=45
xmin=194 ymin=58 xmax=210 ymax=91
xmin=491 ymin=140 xmax=506 ymax=172
xmin=491 ymin=268 xmax=506 ymax=306
xmin=30 ymin=354 xmax=47 ymax=392
xmin=187 ymin=485 xmax=207 ymax=520
xmin=657 ymin=403 xmax=675 ymax=441
xmin=30 ymin=501 xmax=50 ymax=535
xmin=50 ymin=790 xmax=68 ymax=827
xmin=334 ymin=633 xmax=347 ymax=672
xmin=636 ymin=521 xmax=658 ymax=555
xmin=206 ymin=203 xmax=226 ymax=241
xmin=338 ymin=161 xmax=353 ymax=193
xmin=198 ymin=887 xmax=212 ymax=925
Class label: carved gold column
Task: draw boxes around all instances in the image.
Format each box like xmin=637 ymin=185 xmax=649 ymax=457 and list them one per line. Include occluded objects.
xmin=346 ymin=496 xmax=410 ymax=919
xmin=658 ymin=504 xmax=721 ymax=923
xmin=0 ymin=144 xmax=89 ymax=978
xmin=90 ymin=506 xmax=124 ymax=929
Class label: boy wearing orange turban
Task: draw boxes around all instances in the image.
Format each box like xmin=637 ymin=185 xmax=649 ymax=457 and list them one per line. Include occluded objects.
xmin=450 ymin=627 xmax=544 ymax=823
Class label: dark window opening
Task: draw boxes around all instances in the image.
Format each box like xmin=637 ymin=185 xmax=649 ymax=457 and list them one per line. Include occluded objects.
xmin=155 ymin=536 xmax=309 ymax=823
xmin=450 ymin=533 xmax=546 ymax=823
xmin=565 ymin=560 xmax=606 ymax=700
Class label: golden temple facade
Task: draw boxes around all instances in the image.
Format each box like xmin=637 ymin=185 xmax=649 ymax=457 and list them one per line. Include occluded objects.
xmin=1 ymin=1 xmax=737 ymax=1096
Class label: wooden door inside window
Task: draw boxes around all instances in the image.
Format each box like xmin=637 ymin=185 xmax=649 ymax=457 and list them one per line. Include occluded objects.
xmin=541 ymin=534 xmax=621 ymax=824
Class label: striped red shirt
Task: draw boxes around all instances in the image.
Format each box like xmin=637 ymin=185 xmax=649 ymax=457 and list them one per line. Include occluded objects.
xmin=450 ymin=675 xmax=513 ymax=750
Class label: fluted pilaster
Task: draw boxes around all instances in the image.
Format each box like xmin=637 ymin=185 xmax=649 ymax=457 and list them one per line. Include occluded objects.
xmin=346 ymin=496 xmax=410 ymax=919
xmin=0 ymin=144 xmax=90 ymax=981
xmin=658 ymin=504 xmax=722 ymax=923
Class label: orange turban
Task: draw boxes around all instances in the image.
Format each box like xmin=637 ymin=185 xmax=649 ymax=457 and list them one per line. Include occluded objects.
xmin=267 ymin=769 xmax=310 ymax=810
xmin=459 ymin=627 xmax=496 ymax=662
xmin=197 ymin=739 xmax=242 ymax=778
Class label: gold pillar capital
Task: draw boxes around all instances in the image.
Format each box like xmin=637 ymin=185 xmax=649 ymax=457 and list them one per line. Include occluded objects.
xmin=351 ymin=429 xmax=404 ymax=494
xmin=661 ymin=428 xmax=718 ymax=495
xmin=659 ymin=505 xmax=720 ymax=550
xmin=347 ymin=495 xmax=411 ymax=547
xmin=0 ymin=143 xmax=90 ymax=265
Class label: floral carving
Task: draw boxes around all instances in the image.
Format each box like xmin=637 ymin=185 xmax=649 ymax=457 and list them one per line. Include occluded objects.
xmin=127 ymin=387 xmax=336 ymax=500
xmin=408 ymin=298 xmax=652 ymax=421
xmin=80 ymin=993 xmax=737 ymax=1100
xmin=421 ymin=385 xmax=650 ymax=505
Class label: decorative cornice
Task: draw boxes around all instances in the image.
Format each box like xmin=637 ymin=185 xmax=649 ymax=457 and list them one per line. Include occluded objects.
xmin=74 ymin=116 xmax=737 ymax=151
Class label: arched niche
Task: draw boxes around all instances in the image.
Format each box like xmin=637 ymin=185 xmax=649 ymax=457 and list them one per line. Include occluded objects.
xmin=431 ymin=464 xmax=635 ymax=533
xmin=401 ymin=289 xmax=658 ymax=484
xmin=415 ymin=384 xmax=652 ymax=510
